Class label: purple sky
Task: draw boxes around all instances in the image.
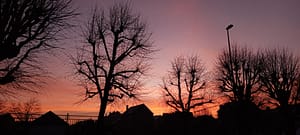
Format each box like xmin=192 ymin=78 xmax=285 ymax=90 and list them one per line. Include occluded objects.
xmin=24 ymin=0 xmax=300 ymax=116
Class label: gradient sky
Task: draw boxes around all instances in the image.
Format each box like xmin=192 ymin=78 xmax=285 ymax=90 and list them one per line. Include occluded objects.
xmin=20 ymin=0 xmax=300 ymax=116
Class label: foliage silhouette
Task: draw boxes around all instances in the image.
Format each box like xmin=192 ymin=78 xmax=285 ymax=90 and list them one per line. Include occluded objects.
xmin=0 ymin=113 xmax=15 ymax=135
xmin=1 ymin=104 xmax=300 ymax=135
xmin=218 ymin=101 xmax=261 ymax=135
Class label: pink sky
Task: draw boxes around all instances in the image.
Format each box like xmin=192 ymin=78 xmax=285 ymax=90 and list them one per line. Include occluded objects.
xmin=18 ymin=0 xmax=300 ymax=116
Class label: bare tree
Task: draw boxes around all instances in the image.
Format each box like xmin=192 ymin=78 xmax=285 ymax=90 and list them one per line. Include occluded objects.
xmin=162 ymin=56 xmax=212 ymax=113
xmin=216 ymin=45 xmax=262 ymax=103
xmin=258 ymin=48 xmax=299 ymax=135
xmin=294 ymin=77 xmax=300 ymax=104
xmin=259 ymin=48 xmax=300 ymax=109
xmin=8 ymin=98 xmax=41 ymax=122
xmin=0 ymin=0 xmax=77 ymax=96
xmin=73 ymin=3 xmax=155 ymax=128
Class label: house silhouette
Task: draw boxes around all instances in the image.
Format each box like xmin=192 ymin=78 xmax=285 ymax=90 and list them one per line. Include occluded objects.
xmin=30 ymin=111 xmax=68 ymax=135
xmin=123 ymin=104 xmax=153 ymax=116
xmin=114 ymin=104 xmax=154 ymax=135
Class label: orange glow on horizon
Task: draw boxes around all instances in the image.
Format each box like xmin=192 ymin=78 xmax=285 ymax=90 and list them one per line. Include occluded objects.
xmin=9 ymin=0 xmax=300 ymax=121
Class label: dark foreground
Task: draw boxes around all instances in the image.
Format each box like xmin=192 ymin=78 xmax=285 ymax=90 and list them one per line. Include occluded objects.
xmin=1 ymin=103 xmax=300 ymax=135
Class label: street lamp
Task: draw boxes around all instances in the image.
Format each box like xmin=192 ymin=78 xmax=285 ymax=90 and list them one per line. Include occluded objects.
xmin=226 ymin=24 xmax=234 ymax=30
xmin=226 ymin=24 xmax=234 ymax=60
xmin=226 ymin=24 xmax=235 ymax=98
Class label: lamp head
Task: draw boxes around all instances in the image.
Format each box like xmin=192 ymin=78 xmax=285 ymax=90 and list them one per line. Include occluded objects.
xmin=226 ymin=24 xmax=234 ymax=30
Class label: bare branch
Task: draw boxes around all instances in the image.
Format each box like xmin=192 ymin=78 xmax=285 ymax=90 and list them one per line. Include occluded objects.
xmin=259 ymin=48 xmax=300 ymax=108
xmin=0 ymin=0 xmax=77 ymax=95
xmin=216 ymin=45 xmax=262 ymax=103
xmin=162 ymin=55 xmax=212 ymax=112
xmin=72 ymin=2 xmax=155 ymax=127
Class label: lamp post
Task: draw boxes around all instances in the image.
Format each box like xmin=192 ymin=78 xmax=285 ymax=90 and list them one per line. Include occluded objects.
xmin=226 ymin=24 xmax=234 ymax=60
xmin=226 ymin=24 xmax=235 ymax=99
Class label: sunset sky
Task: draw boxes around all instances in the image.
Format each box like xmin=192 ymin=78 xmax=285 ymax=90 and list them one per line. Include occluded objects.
xmin=19 ymin=0 xmax=300 ymax=117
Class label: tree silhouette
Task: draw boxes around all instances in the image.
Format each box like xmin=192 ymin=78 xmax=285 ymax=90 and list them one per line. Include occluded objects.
xmin=162 ymin=56 xmax=212 ymax=112
xmin=259 ymin=48 xmax=300 ymax=108
xmin=294 ymin=77 xmax=300 ymax=104
xmin=8 ymin=98 xmax=41 ymax=122
xmin=259 ymin=48 xmax=299 ymax=135
xmin=73 ymin=2 xmax=155 ymax=129
xmin=216 ymin=45 xmax=262 ymax=103
xmin=0 ymin=0 xmax=77 ymax=96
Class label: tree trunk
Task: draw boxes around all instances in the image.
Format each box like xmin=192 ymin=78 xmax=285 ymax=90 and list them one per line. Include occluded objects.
xmin=98 ymin=93 xmax=108 ymax=132
xmin=279 ymin=100 xmax=296 ymax=135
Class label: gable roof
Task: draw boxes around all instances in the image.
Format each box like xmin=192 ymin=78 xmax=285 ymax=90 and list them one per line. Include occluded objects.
xmin=123 ymin=104 xmax=153 ymax=116
xmin=32 ymin=111 xmax=68 ymax=126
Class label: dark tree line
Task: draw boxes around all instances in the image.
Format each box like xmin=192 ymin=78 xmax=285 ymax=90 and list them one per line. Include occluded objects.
xmin=216 ymin=45 xmax=300 ymax=108
xmin=216 ymin=45 xmax=300 ymax=135
xmin=0 ymin=98 xmax=41 ymax=122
